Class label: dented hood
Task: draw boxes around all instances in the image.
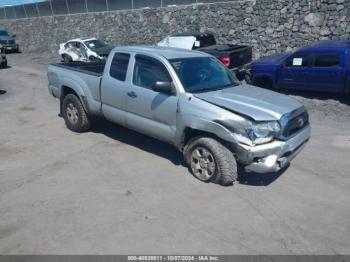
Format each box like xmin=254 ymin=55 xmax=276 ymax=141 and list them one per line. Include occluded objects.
xmin=194 ymin=84 xmax=303 ymax=121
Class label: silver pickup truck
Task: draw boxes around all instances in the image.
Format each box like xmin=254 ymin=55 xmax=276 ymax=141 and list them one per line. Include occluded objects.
xmin=47 ymin=46 xmax=310 ymax=186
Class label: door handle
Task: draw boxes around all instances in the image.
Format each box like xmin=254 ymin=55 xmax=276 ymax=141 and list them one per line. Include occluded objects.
xmin=127 ymin=91 xmax=137 ymax=98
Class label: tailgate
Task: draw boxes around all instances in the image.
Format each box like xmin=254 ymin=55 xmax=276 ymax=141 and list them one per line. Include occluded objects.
xmin=199 ymin=44 xmax=253 ymax=68
xmin=227 ymin=45 xmax=252 ymax=68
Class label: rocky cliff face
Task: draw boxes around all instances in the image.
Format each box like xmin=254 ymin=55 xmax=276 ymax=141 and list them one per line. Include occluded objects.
xmin=0 ymin=0 xmax=349 ymax=57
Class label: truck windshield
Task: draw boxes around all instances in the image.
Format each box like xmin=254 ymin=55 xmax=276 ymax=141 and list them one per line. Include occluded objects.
xmin=0 ymin=31 xmax=9 ymax=36
xmin=169 ymin=57 xmax=240 ymax=93
xmin=84 ymin=40 xmax=107 ymax=50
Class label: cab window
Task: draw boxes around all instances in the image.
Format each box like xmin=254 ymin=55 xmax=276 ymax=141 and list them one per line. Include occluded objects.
xmin=313 ymin=53 xmax=341 ymax=67
xmin=285 ymin=53 xmax=312 ymax=67
xmin=133 ymin=55 xmax=172 ymax=89
xmin=110 ymin=53 xmax=130 ymax=81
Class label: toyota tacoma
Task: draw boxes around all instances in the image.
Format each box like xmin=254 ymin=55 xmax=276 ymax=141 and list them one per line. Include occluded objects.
xmin=47 ymin=46 xmax=310 ymax=186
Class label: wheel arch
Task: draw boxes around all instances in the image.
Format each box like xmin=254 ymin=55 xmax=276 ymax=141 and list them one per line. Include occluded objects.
xmin=177 ymin=119 xmax=236 ymax=152
xmin=60 ymin=85 xmax=89 ymax=115
xmin=252 ymin=74 xmax=275 ymax=88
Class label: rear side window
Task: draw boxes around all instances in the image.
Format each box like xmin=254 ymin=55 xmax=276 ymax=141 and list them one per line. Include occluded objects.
xmin=313 ymin=53 xmax=340 ymax=67
xmin=133 ymin=55 xmax=171 ymax=89
xmin=110 ymin=53 xmax=130 ymax=81
xmin=285 ymin=54 xmax=312 ymax=67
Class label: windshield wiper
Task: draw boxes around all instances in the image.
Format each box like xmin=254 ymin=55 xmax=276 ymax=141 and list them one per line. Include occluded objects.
xmin=191 ymin=85 xmax=233 ymax=93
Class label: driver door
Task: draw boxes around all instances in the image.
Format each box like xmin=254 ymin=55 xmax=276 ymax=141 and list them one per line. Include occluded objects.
xmin=277 ymin=52 xmax=313 ymax=90
xmin=126 ymin=54 xmax=178 ymax=143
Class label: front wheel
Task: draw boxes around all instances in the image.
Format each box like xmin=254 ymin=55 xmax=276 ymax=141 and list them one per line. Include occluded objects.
xmin=183 ymin=136 xmax=237 ymax=186
xmin=62 ymin=94 xmax=91 ymax=132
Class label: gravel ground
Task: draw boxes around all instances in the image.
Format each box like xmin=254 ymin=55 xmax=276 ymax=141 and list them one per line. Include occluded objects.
xmin=0 ymin=53 xmax=350 ymax=255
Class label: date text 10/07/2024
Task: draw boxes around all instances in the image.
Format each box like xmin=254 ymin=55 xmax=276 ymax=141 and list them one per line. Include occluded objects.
xmin=127 ymin=256 xmax=220 ymax=261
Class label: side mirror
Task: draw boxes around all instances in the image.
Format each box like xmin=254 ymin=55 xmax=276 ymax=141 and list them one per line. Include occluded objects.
xmin=12 ymin=34 xmax=16 ymax=38
xmin=152 ymin=81 xmax=175 ymax=95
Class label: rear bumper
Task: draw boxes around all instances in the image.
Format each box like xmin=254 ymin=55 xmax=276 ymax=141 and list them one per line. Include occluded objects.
xmin=237 ymin=125 xmax=311 ymax=173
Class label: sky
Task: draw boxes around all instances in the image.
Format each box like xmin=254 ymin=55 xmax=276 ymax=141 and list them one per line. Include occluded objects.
xmin=0 ymin=0 xmax=44 ymax=7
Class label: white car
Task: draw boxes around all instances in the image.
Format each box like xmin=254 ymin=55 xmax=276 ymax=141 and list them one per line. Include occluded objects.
xmin=58 ymin=38 xmax=112 ymax=63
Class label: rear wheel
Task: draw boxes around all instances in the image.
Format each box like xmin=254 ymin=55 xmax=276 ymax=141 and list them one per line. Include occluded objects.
xmin=89 ymin=56 xmax=99 ymax=62
xmin=184 ymin=136 xmax=237 ymax=186
xmin=62 ymin=94 xmax=91 ymax=132
xmin=62 ymin=54 xmax=72 ymax=63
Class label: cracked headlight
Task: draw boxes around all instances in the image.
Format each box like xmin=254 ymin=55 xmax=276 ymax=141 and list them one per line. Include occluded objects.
xmin=234 ymin=121 xmax=281 ymax=146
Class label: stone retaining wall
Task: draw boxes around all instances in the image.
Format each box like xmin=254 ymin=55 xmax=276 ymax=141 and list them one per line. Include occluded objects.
xmin=0 ymin=0 xmax=349 ymax=57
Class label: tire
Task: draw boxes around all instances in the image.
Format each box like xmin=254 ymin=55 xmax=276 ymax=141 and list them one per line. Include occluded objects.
xmin=62 ymin=94 xmax=91 ymax=132
xmin=346 ymin=93 xmax=350 ymax=105
xmin=89 ymin=56 xmax=99 ymax=62
xmin=244 ymin=71 xmax=252 ymax=84
xmin=183 ymin=136 xmax=237 ymax=186
xmin=62 ymin=54 xmax=72 ymax=63
xmin=0 ymin=60 xmax=6 ymax=68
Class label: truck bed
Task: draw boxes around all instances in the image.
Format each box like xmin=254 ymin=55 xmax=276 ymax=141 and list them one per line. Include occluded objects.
xmin=48 ymin=61 xmax=104 ymax=113
xmin=53 ymin=61 xmax=105 ymax=76
xmin=198 ymin=44 xmax=252 ymax=69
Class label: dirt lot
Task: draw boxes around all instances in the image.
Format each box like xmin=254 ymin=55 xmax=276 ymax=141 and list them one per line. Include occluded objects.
xmin=0 ymin=53 xmax=350 ymax=255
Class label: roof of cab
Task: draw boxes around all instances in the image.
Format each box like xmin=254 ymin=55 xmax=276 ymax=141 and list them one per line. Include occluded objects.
xmin=68 ymin=37 xmax=96 ymax=42
xmin=112 ymin=46 xmax=211 ymax=59
xmin=299 ymin=40 xmax=350 ymax=51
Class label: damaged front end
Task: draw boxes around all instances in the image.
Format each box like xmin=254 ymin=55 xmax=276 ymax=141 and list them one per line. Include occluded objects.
xmin=234 ymin=125 xmax=310 ymax=173
xmin=231 ymin=109 xmax=311 ymax=173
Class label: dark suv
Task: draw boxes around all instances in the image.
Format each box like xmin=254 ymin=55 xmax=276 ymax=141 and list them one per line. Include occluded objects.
xmin=0 ymin=30 xmax=19 ymax=53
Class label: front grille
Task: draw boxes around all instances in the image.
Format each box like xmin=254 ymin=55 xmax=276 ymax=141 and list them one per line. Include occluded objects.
xmin=0 ymin=40 xmax=15 ymax=45
xmin=282 ymin=111 xmax=309 ymax=138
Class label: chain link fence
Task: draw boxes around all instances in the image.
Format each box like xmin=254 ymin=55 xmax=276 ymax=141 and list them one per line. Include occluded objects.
xmin=0 ymin=0 xmax=238 ymax=20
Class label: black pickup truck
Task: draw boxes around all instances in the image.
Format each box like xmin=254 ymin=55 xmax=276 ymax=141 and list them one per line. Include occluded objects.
xmin=158 ymin=32 xmax=253 ymax=80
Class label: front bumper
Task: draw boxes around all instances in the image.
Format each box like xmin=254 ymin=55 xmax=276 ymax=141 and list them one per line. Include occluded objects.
xmin=236 ymin=125 xmax=311 ymax=173
xmin=2 ymin=44 xmax=18 ymax=51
